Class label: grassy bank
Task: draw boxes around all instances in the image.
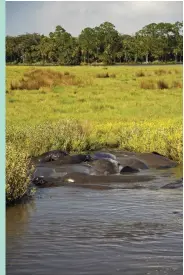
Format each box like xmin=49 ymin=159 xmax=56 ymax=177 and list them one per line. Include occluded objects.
xmin=6 ymin=65 xmax=182 ymax=203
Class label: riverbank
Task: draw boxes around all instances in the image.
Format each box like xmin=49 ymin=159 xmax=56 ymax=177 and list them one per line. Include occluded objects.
xmin=6 ymin=65 xmax=182 ymax=204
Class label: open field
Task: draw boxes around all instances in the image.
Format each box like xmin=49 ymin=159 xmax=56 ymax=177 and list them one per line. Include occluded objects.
xmin=6 ymin=65 xmax=182 ymax=202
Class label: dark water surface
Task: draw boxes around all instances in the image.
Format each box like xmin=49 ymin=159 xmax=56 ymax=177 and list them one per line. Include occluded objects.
xmin=7 ymin=161 xmax=183 ymax=275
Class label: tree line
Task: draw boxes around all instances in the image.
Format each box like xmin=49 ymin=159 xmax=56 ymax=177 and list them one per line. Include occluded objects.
xmin=6 ymin=21 xmax=183 ymax=65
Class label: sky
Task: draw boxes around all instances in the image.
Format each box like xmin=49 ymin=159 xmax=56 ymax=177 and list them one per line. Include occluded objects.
xmin=6 ymin=1 xmax=183 ymax=37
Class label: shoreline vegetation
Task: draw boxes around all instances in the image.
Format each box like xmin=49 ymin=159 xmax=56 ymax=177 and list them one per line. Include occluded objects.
xmin=6 ymin=64 xmax=182 ymax=205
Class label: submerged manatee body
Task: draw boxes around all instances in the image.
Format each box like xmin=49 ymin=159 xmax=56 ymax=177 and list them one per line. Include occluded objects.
xmin=33 ymin=172 xmax=155 ymax=189
xmin=162 ymin=178 xmax=183 ymax=189
xmin=91 ymin=152 xmax=117 ymax=161
xmin=136 ymin=152 xmax=178 ymax=169
xmin=119 ymin=157 xmax=149 ymax=171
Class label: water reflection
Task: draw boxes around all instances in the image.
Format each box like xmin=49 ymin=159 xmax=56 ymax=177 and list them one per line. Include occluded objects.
xmin=6 ymin=162 xmax=183 ymax=275
xmin=6 ymin=200 xmax=36 ymax=238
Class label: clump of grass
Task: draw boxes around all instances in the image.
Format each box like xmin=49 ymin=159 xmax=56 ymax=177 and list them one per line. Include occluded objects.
xmin=157 ymin=80 xmax=169 ymax=89
xmin=10 ymin=69 xmax=81 ymax=90
xmin=64 ymin=71 xmax=70 ymax=76
xmin=140 ymin=80 xmax=156 ymax=89
xmin=96 ymin=72 xmax=116 ymax=78
xmin=6 ymin=143 xmax=31 ymax=204
xmin=96 ymin=72 xmax=109 ymax=78
xmin=135 ymin=71 xmax=145 ymax=77
xmin=174 ymin=69 xmax=180 ymax=74
xmin=172 ymin=81 xmax=182 ymax=88
xmin=9 ymin=98 xmax=18 ymax=103
xmin=140 ymin=79 xmax=169 ymax=89
xmin=154 ymin=69 xmax=167 ymax=75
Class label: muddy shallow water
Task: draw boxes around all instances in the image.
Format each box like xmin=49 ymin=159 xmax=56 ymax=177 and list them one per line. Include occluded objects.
xmin=6 ymin=151 xmax=183 ymax=275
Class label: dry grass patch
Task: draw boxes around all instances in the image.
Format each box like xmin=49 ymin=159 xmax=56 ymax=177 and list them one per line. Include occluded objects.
xmin=140 ymin=79 xmax=169 ymax=90
xmin=140 ymin=80 xmax=156 ymax=89
xmin=154 ymin=69 xmax=167 ymax=76
xmin=10 ymin=69 xmax=81 ymax=90
xmin=96 ymin=72 xmax=116 ymax=78
xmin=172 ymin=81 xmax=182 ymax=88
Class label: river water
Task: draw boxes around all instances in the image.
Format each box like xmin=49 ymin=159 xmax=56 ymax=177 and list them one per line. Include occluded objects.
xmin=6 ymin=160 xmax=183 ymax=275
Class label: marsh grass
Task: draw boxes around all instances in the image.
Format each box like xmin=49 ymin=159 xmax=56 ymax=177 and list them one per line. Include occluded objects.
xmin=6 ymin=65 xmax=182 ymax=203
xmin=6 ymin=119 xmax=182 ymax=160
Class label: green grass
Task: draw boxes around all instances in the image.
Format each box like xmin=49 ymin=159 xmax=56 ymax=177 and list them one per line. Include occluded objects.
xmin=6 ymin=65 xmax=183 ymax=203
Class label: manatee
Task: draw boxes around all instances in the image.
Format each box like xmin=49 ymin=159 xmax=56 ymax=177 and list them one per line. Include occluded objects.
xmin=31 ymin=167 xmax=56 ymax=180
xmin=120 ymin=166 xmax=139 ymax=174
xmin=62 ymin=172 xmax=155 ymax=188
xmin=38 ymin=150 xmax=68 ymax=163
xmin=161 ymin=178 xmax=183 ymax=189
xmin=32 ymin=176 xmax=48 ymax=187
xmin=90 ymin=159 xmax=120 ymax=175
xmin=119 ymin=157 xmax=149 ymax=170
xmin=32 ymin=169 xmax=155 ymax=189
xmin=135 ymin=152 xmax=178 ymax=169
xmin=152 ymin=151 xmax=165 ymax=157
xmin=91 ymin=152 xmax=117 ymax=160
xmin=37 ymin=154 xmax=92 ymax=166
